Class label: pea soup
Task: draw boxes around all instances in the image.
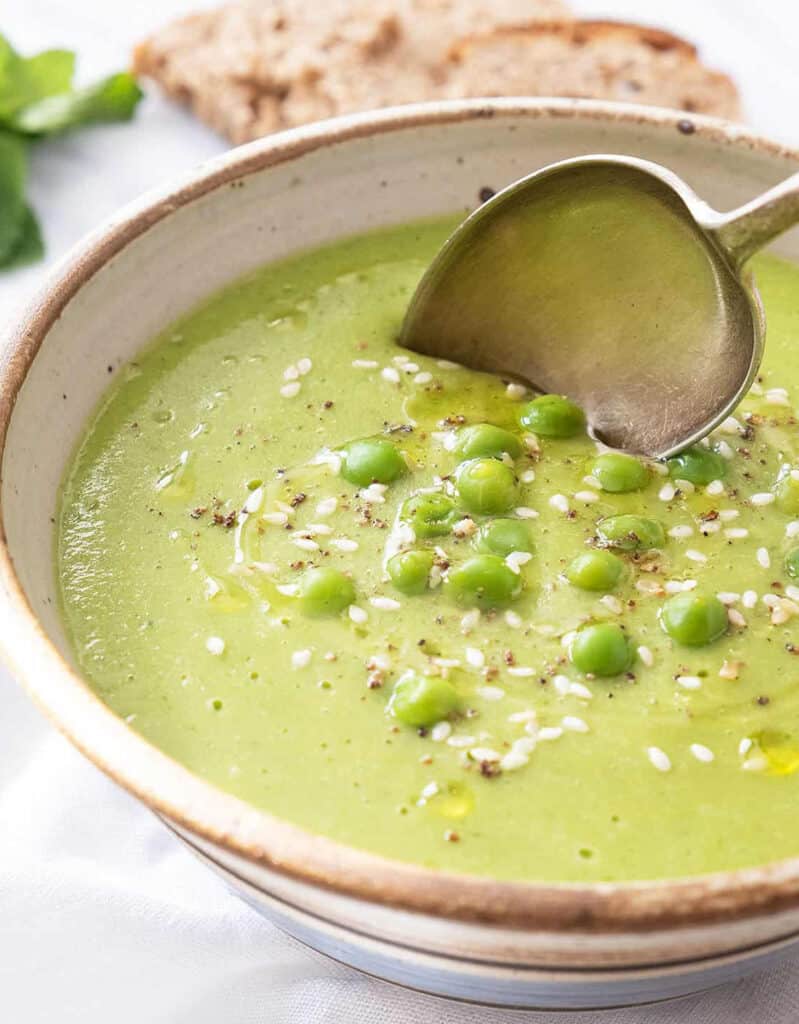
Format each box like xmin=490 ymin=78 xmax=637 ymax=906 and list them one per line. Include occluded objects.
xmin=58 ymin=218 xmax=799 ymax=883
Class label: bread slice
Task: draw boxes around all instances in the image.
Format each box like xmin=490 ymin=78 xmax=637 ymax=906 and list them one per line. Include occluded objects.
xmin=447 ymin=21 xmax=740 ymax=119
xmin=133 ymin=0 xmax=572 ymax=142
xmin=134 ymin=7 xmax=740 ymax=144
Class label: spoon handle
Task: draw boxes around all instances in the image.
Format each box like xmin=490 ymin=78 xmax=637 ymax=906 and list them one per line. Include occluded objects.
xmin=711 ymin=171 xmax=799 ymax=267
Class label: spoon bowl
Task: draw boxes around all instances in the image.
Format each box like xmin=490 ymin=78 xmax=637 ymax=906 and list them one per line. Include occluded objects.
xmin=401 ymin=155 xmax=799 ymax=456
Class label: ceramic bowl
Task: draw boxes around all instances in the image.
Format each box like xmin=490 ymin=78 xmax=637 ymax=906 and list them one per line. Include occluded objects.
xmin=2 ymin=99 xmax=799 ymax=1011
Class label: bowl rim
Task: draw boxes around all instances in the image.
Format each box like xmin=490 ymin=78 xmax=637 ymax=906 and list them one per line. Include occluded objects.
xmin=3 ymin=97 xmax=799 ymax=935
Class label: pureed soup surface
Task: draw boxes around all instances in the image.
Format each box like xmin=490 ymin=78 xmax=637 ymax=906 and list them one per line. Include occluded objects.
xmin=59 ymin=217 xmax=799 ymax=883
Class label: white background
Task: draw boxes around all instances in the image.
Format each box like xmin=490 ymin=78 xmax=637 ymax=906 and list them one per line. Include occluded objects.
xmin=1 ymin=2 xmax=799 ymax=1022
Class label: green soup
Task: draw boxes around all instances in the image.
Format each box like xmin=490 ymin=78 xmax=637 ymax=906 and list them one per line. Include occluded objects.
xmin=58 ymin=217 xmax=799 ymax=883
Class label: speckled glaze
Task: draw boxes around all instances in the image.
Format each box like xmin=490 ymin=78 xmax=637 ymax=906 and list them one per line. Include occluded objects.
xmin=2 ymin=100 xmax=799 ymax=1009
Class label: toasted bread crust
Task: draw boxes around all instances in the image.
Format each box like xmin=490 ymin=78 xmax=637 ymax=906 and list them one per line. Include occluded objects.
xmin=133 ymin=6 xmax=739 ymax=143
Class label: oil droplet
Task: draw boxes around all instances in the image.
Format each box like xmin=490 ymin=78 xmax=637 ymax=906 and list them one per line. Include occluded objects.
xmin=425 ymin=781 xmax=475 ymax=820
xmin=753 ymin=730 xmax=799 ymax=776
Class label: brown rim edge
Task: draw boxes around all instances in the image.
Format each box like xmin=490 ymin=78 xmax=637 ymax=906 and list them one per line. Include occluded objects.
xmin=2 ymin=98 xmax=799 ymax=936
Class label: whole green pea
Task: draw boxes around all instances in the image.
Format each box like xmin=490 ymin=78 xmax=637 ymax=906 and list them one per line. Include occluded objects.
xmin=590 ymin=453 xmax=649 ymax=493
xmin=786 ymin=548 xmax=799 ymax=579
xmin=566 ymin=550 xmax=624 ymax=591
xmin=775 ymin=467 xmax=799 ymax=514
xmin=298 ymin=567 xmax=355 ymax=616
xmin=389 ymin=671 xmax=461 ymax=728
xmin=456 ymin=458 xmax=517 ymax=515
xmin=569 ymin=623 xmax=634 ymax=676
xmin=387 ymin=549 xmax=434 ymax=595
xmin=597 ymin=514 xmax=665 ymax=551
xmin=660 ymin=593 xmax=728 ymax=646
xmin=454 ymin=423 xmax=522 ymax=460
xmin=666 ymin=445 xmax=726 ymax=486
xmin=339 ymin=436 xmax=406 ymax=487
xmin=400 ymin=492 xmax=460 ymax=537
xmin=475 ymin=518 xmax=534 ymax=557
xmin=444 ymin=555 xmax=521 ymax=609
xmin=518 ymin=394 xmax=585 ymax=438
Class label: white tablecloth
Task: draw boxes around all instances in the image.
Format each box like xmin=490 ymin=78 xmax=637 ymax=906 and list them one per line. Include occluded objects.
xmin=2 ymin=2 xmax=799 ymax=1020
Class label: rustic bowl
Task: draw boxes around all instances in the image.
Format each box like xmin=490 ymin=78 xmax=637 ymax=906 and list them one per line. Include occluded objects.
xmin=2 ymin=100 xmax=799 ymax=1010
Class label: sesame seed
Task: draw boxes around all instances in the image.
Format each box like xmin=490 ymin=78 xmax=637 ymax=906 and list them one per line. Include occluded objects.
xmin=549 ymin=494 xmax=570 ymax=513
xmin=582 ymin=475 xmax=601 ymax=488
xmin=431 ymin=721 xmax=452 ymax=742
xmin=537 ymin=727 xmax=563 ymax=741
xmin=716 ymin=440 xmax=735 ymax=459
xmin=751 ymin=492 xmax=776 ymax=506
xmin=507 ymin=666 xmax=535 ymax=677
xmin=292 ymin=537 xmax=319 ymax=551
xmin=306 ymin=523 xmax=333 ymax=535
xmin=505 ymin=551 xmax=533 ymax=574
xmin=651 ymin=463 xmax=669 ymax=476
xmin=756 ymin=547 xmax=771 ymax=569
xmin=676 ymin=675 xmax=702 ymax=690
xmin=787 ymin=522 xmax=799 ymax=539
xmin=786 ymin=585 xmax=799 ymax=602
xmin=674 ymin=478 xmax=696 ymax=494
xmin=381 ymin=367 xmax=401 ymax=384
xmin=460 ymin=609 xmax=481 ymax=633
xmin=476 ymin=685 xmax=505 ymax=701
xmin=637 ymin=645 xmax=654 ymax=667
xmin=742 ymin=756 xmax=768 ymax=772
xmin=296 ymin=357 xmax=312 ymax=375
xmin=724 ymin=527 xmax=749 ymax=540
xmin=414 ymin=371 xmax=432 ymax=385
xmin=276 ymin=583 xmax=299 ymax=597
xmin=508 ymin=709 xmax=538 ymax=724
xmin=348 ymin=605 xmax=368 ymax=624
xmin=718 ymin=509 xmax=739 ymax=521
xmin=291 ymin=649 xmax=312 ymax=669
xmin=574 ymin=490 xmax=600 ymax=503
xmin=352 ymin=359 xmax=378 ymax=369
xmin=283 ymin=365 xmax=299 ymax=381
xmin=728 ymin=608 xmax=747 ymax=628
xmin=330 ymin=537 xmax=359 ymax=552
xmin=401 ymin=361 xmax=420 ymax=374
xmin=647 ymin=747 xmax=671 ymax=772
xmin=504 ymin=610 xmax=522 ymax=628
xmin=658 ymin=483 xmax=676 ymax=501
xmin=765 ymin=387 xmax=790 ymax=406
xmin=514 ymin=506 xmax=539 ymax=519
xmin=370 ymin=596 xmax=401 ymax=611
xmin=562 ymin=715 xmax=589 ymax=733
xmin=500 ymin=749 xmax=530 ymax=771
xmin=717 ymin=591 xmax=740 ymax=605
xmin=464 ymin=647 xmax=485 ymax=669
xmin=520 ymin=468 xmax=536 ymax=484
xmin=686 ymin=549 xmax=707 ymax=563
xmin=570 ymin=681 xmax=594 ymax=700
xmin=719 ymin=416 xmax=744 ymax=434
xmin=705 ymin=480 xmax=725 ymax=496
xmin=738 ymin=737 xmax=753 ymax=756
xmin=359 ymin=483 xmax=387 ymax=504
xmin=553 ymin=674 xmax=571 ymax=695
xmin=436 ymin=359 xmax=459 ymax=369
xmin=432 ymin=657 xmax=461 ymax=669
xmin=393 ymin=354 xmax=409 ymax=366
xmin=664 ymin=579 xmax=697 ymax=594
xmin=470 ymin=747 xmax=502 ymax=764
xmin=719 ymin=659 xmax=743 ymax=680
xmin=452 ymin=517 xmax=477 ymax=538
xmin=506 ymin=382 xmax=527 ymax=400
xmin=599 ymin=594 xmax=623 ymax=614
xmin=280 ymin=381 xmax=301 ymax=398
xmin=447 ymin=735 xmax=476 ymax=748
xmin=668 ymin=525 xmax=694 ymax=539
xmin=690 ymin=743 xmax=714 ymax=763
xmin=206 ymin=636 xmax=225 ymax=655
xmin=742 ymin=590 xmax=758 ymax=608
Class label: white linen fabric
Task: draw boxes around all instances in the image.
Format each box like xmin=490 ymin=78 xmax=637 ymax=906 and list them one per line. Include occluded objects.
xmin=2 ymin=2 xmax=799 ymax=1021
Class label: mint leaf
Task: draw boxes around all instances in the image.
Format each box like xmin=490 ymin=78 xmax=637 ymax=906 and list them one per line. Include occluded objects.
xmin=0 ymin=130 xmax=27 ymax=262
xmin=0 ymin=35 xmax=74 ymax=120
xmin=12 ymin=72 xmax=143 ymax=135
xmin=0 ymin=204 xmax=43 ymax=268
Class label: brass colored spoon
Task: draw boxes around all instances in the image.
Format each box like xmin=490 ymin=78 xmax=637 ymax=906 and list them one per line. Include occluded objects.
xmin=400 ymin=155 xmax=799 ymax=457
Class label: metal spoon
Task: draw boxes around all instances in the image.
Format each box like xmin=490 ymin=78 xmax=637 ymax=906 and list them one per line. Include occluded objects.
xmin=400 ymin=155 xmax=799 ymax=457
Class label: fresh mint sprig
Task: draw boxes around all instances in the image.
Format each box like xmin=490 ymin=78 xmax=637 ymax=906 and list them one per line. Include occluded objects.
xmin=0 ymin=34 xmax=143 ymax=269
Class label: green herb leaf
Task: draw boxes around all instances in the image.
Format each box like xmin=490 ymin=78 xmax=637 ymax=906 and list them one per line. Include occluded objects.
xmin=0 ymin=130 xmax=28 ymax=262
xmin=11 ymin=72 xmax=143 ymax=136
xmin=0 ymin=35 xmax=75 ymax=120
xmin=0 ymin=204 xmax=44 ymax=269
